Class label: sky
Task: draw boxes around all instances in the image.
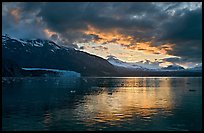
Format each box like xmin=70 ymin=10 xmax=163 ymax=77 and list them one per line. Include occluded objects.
xmin=2 ymin=2 xmax=202 ymax=68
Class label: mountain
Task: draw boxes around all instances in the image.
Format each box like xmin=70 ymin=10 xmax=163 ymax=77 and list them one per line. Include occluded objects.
xmin=191 ymin=66 xmax=202 ymax=71
xmin=2 ymin=58 xmax=24 ymax=77
xmin=107 ymin=55 xmax=189 ymax=71
xmin=2 ymin=35 xmax=117 ymax=76
xmin=107 ymin=55 xmax=160 ymax=70
xmin=2 ymin=35 xmax=202 ymax=77
xmin=187 ymin=65 xmax=202 ymax=72
xmin=106 ymin=55 xmax=202 ymax=76
xmin=161 ymin=65 xmax=185 ymax=71
xmin=107 ymin=55 xmax=147 ymax=70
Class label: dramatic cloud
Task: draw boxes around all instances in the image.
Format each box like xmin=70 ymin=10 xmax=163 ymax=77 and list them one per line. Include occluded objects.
xmin=2 ymin=2 xmax=202 ymax=67
xmin=157 ymin=7 xmax=202 ymax=63
xmin=162 ymin=57 xmax=201 ymax=68
xmin=2 ymin=2 xmax=46 ymax=39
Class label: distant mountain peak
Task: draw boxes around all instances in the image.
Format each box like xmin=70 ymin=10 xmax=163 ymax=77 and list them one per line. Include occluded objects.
xmin=162 ymin=65 xmax=185 ymax=70
xmin=107 ymin=55 xmax=162 ymax=70
xmin=107 ymin=56 xmax=149 ymax=70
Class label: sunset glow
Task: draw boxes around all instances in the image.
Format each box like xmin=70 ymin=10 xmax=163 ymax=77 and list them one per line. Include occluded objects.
xmin=2 ymin=2 xmax=202 ymax=131
xmin=2 ymin=2 xmax=202 ymax=68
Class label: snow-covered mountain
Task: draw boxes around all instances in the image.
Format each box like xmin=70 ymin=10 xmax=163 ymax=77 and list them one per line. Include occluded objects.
xmin=2 ymin=34 xmax=117 ymax=76
xmin=107 ymin=55 xmax=147 ymax=70
xmin=187 ymin=65 xmax=202 ymax=72
xmin=2 ymin=34 xmax=202 ymax=77
xmin=107 ymin=55 xmax=192 ymax=72
xmin=161 ymin=65 xmax=185 ymax=71
xmin=107 ymin=55 xmax=162 ymax=71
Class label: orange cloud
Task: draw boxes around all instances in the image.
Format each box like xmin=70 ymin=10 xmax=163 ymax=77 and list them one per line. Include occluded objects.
xmin=43 ymin=28 xmax=57 ymax=38
xmin=83 ymin=25 xmax=175 ymax=56
xmin=84 ymin=25 xmax=134 ymax=46
xmin=128 ymin=42 xmax=175 ymax=55
xmin=9 ymin=8 xmax=20 ymax=23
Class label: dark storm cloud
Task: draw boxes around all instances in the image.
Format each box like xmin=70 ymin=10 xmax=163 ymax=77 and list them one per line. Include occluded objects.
xmin=19 ymin=2 xmax=44 ymax=12
xmin=156 ymin=7 xmax=202 ymax=63
xmin=162 ymin=57 xmax=187 ymax=63
xmin=38 ymin=3 xmax=88 ymax=32
xmin=159 ymin=8 xmax=202 ymax=41
xmin=36 ymin=2 xmax=168 ymax=42
xmin=162 ymin=56 xmax=201 ymax=68
xmin=2 ymin=2 xmax=202 ymax=63
xmin=1 ymin=2 xmax=172 ymax=40
xmin=2 ymin=2 xmax=46 ymax=39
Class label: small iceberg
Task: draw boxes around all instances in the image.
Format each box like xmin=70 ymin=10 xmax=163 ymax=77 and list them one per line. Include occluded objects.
xmin=70 ymin=90 xmax=76 ymax=93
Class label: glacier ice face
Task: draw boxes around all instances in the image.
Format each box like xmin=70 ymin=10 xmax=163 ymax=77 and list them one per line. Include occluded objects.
xmin=22 ymin=68 xmax=81 ymax=77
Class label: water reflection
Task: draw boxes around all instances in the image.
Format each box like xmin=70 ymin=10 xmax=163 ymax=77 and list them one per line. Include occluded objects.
xmin=43 ymin=111 xmax=53 ymax=130
xmin=74 ymin=78 xmax=174 ymax=126
xmin=2 ymin=77 xmax=202 ymax=131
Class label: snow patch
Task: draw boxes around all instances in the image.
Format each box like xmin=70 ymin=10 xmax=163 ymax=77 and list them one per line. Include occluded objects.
xmin=34 ymin=41 xmax=44 ymax=47
xmin=53 ymin=44 xmax=60 ymax=49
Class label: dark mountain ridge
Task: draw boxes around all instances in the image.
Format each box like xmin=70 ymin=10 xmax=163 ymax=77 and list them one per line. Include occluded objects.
xmin=2 ymin=35 xmax=117 ymax=76
xmin=2 ymin=35 xmax=202 ymax=77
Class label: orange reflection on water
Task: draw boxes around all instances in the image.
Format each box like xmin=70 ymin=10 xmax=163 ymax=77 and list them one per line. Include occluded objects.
xmin=43 ymin=111 xmax=52 ymax=127
xmin=74 ymin=78 xmax=174 ymax=125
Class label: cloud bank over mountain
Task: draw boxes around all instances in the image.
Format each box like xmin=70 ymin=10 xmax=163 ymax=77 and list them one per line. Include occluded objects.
xmin=2 ymin=2 xmax=202 ymax=68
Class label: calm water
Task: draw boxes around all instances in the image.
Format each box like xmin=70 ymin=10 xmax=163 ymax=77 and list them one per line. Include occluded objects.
xmin=2 ymin=77 xmax=202 ymax=131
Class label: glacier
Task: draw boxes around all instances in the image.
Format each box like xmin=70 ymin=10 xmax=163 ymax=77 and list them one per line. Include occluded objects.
xmin=22 ymin=68 xmax=81 ymax=77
